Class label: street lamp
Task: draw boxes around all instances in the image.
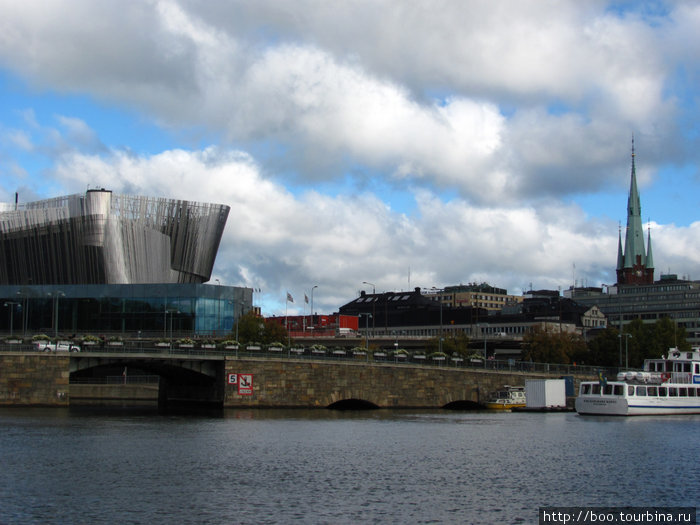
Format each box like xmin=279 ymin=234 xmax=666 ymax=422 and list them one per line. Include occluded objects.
xmin=362 ymin=281 xmax=375 ymax=333
xmin=479 ymin=323 xmax=488 ymax=367
xmin=47 ymin=291 xmax=65 ymax=340
xmin=3 ymin=301 xmax=19 ymax=338
xmin=310 ymin=285 xmax=318 ymax=333
xmin=360 ymin=312 xmax=372 ymax=360
xmin=619 ymin=333 xmax=632 ymax=370
xmin=215 ymin=278 xmax=221 ymax=337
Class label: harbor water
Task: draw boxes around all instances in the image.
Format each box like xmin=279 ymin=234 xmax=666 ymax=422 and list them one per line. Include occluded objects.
xmin=0 ymin=408 xmax=697 ymax=524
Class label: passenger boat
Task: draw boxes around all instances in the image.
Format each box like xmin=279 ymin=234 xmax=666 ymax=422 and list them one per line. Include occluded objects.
xmin=485 ymin=385 xmax=526 ymax=410
xmin=576 ymin=347 xmax=700 ymax=416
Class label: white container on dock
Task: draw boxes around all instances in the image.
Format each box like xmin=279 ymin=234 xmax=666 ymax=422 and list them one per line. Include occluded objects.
xmin=525 ymin=379 xmax=566 ymax=409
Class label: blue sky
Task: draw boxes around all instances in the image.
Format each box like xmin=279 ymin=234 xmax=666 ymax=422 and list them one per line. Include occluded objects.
xmin=1 ymin=1 xmax=700 ymax=315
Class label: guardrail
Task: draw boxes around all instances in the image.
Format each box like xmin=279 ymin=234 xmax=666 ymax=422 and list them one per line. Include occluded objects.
xmin=70 ymin=375 xmax=161 ymax=385
xmin=0 ymin=342 xmax=603 ymax=376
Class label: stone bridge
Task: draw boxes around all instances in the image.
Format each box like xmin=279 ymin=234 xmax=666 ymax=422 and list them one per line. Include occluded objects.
xmin=0 ymin=350 xmax=594 ymax=409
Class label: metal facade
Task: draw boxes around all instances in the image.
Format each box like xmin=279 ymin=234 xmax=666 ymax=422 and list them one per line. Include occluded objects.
xmin=0 ymin=189 xmax=229 ymax=285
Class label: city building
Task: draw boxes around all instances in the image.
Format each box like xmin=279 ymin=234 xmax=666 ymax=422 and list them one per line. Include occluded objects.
xmin=0 ymin=189 xmax=252 ymax=337
xmin=423 ymin=283 xmax=523 ymax=311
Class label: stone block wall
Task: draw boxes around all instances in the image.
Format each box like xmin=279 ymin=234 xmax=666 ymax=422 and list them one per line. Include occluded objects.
xmin=0 ymin=354 xmax=70 ymax=406
xmin=224 ymin=357 xmax=586 ymax=408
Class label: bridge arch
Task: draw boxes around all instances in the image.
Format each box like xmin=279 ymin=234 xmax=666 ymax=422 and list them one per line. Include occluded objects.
xmin=69 ymin=356 xmax=225 ymax=407
xmin=443 ymin=400 xmax=484 ymax=410
xmin=327 ymin=398 xmax=380 ymax=410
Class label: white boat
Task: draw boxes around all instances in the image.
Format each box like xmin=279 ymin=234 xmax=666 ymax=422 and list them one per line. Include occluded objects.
xmin=576 ymin=347 xmax=700 ymax=416
xmin=485 ymin=385 xmax=526 ymax=411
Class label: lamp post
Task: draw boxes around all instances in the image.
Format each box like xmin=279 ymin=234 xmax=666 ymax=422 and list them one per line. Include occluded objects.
xmin=360 ymin=313 xmax=372 ymax=361
xmin=48 ymin=291 xmax=65 ymax=340
xmin=215 ymin=278 xmax=221 ymax=337
xmin=619 ymin=333 xmax=632 ymax=370
xmin=16 ymin=291 xmax=27 ymax=336
xmin=431 ymin=287 xmax=444 ymax=354
xmin=3 ymin=301 xmax=19 ymax=338
xmin=310 ymin=285 xmax=318 ymax=334
xmin=362 ymin=281 xmax=375 ymax=333
xmin=479 ymin=323 xmax=488 ymax=367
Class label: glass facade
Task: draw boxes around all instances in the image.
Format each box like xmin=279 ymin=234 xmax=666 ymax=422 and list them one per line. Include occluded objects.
xmin=0 ymin=283 xmax=252 ymax=338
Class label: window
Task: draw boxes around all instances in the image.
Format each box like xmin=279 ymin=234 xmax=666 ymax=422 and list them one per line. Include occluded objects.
xmin=679 ymin=388 xmax=687 ymax=397
xmin=659 ymin=387 xmax=667 ymax=396
xmin=647 ymin=387 xmax=657 ymax=396
xmin=582 ymin=384 xmax=591 ymax=395
xmin=669 ymin=388 xmax=678 ymax=397
xmin=636 ymin=386 xmax=646 ymax=396
xmin=592 ymin=384 xmax=601 ymax=394
xmin=614 ymin=385 xmax=624 ymax=396
xmin=628 ymin=386 xmax=635 ymax=396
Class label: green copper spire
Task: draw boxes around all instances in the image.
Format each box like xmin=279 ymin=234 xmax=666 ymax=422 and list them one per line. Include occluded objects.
xmin=623 ymin=137 xmax=646 ymax=269
xmin=616 ymin=224 xmax=624 ymax=271
xmin=646 ymin=224 xmax=654 ymax=269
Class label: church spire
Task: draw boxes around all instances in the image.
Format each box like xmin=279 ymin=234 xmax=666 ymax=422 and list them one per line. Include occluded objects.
xmin=616 ymin=137 xmax=654 ymax=285
xmin=646 ymin=222 xmax=654 ymax=270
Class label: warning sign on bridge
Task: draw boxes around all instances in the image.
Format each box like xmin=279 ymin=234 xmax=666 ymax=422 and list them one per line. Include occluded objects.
xmin=237 ymin=374 xmax=253 ymax=395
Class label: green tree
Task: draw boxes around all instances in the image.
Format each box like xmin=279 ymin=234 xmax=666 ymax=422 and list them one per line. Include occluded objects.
xmin=521 ymin=327 xmax=587 ymax=364
xmin=235 ymin=312 xmax=291 ymax=345
xmin=235 ymin=311 xmax=266 ymax=344
xmin=585 ymin=326 xmax=621 ymax=367
xmin=427 ymin=331 xmax=470 ymax=356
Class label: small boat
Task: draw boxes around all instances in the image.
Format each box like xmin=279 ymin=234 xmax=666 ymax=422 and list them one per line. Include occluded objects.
xmin=485 ymin=385 xmax=526 ymax=410
xmin=576 ymin=347 xmax=700 ymax=416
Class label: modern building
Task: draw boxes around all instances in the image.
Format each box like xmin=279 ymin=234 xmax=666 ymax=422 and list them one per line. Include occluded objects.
xmin=0 ymin=189 xmax=252 ymax=337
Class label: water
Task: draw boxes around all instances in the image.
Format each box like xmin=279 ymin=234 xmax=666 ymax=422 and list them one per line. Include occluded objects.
xmin=0 ymin=408 xmax=697 ymax=524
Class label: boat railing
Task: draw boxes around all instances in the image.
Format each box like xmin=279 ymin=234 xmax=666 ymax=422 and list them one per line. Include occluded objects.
xmin=613 ymin=371 xmax=695 ymax=385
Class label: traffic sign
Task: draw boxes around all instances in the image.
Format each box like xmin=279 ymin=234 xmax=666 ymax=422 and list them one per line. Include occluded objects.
xmin=238 ymin=374 xmax=253 ymax=395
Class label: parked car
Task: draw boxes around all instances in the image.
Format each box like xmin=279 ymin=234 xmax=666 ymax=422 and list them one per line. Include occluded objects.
xmin=34 ymin=341 xmax=80 ymax=352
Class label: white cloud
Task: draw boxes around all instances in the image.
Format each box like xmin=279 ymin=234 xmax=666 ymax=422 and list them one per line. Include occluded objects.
xmin=0 ymin=0 xmax=692 ymax=202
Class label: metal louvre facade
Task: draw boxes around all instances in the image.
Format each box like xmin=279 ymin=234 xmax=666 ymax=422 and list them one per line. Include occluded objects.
xmin=0 ymin=190 xmax=230 ymax=285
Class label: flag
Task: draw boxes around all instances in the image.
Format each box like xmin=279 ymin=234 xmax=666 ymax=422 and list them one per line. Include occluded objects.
xmin=287 ymin=292 xmax=294 ymax=303
xmin=597 ymin=370 xmax=607 ymax=389
xmin=304 ymin=294 xmax=309 ymax=304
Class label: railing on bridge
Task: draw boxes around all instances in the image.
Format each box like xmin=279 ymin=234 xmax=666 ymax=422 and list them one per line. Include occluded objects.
xmin=69 ymin=375 xmax=160 ymax=385
xmin=1 ymin=342 xmax=606 ymax=376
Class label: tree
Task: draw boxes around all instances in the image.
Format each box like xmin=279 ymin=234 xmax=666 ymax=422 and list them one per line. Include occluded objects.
xmin=585 ymin=326 xmax=621 ymax=367
xmin=235 ymin=312 xmax=291 ymax=345
xmin=586 ymin=317 xmax=691 ymax=368
xmin=426 ymin=331 xmax=470 ymax=356
xmin=235 ymin=311 xmax=266 ymax=344
xmin=521 ymin=327 xmax=586 ymax=364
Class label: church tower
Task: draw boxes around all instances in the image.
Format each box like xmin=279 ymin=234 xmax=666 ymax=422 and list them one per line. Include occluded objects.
xmin=616 ymin=138 xmax=654 ymax=285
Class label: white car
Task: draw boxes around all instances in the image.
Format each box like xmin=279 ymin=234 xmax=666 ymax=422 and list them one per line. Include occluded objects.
xmin=34 ymin=341 xmax=80 ymax=352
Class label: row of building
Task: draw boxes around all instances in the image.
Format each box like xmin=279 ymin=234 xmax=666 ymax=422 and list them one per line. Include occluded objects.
xmin=1 ymin=142 xmax=698 ymax=347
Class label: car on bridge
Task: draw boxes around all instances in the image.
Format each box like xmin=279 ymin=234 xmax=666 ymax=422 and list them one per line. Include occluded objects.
xmin=34 ymin=341 xmax=81 ymax=352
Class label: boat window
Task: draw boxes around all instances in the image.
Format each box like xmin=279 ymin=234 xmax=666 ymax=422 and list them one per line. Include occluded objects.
xmin=636 ymin=386 xmax=646 ymax=396
xmin=659 ymin=387 xmax=667 ymax=396
xmin=604 ymin=385 xmax=613 ymax=395
xmin=689 ymin=388 xmax=697 ymax=397
xmin=695 ymin=364 xmax=699 ymax=374
xmin=613 ymin=385 xmax=624 ymax=396
xmin=679 ymin=388 xmax=687 ymax=397
xmin=581 ymin=384 xmax=591 ymax=395
xmin=592 ymin=384 xmax=601 ymax=394
xmin=668 ymin=387 xmax=678 ymax=397
xmin=647 ymin=386 xmax=657 ymax=396
xmin=683 ymin=363 xmax=690 ymax=372
xmin=627 ymin=386 xmax=634 ymax=396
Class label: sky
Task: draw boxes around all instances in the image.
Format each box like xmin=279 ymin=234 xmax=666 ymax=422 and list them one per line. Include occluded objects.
xmin=1 ymin=0 xmax=700 ymax=316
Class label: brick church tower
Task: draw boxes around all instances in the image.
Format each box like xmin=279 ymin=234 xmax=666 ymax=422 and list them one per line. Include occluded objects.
xmin=616 ymin=139 xmax=654 ymax=285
